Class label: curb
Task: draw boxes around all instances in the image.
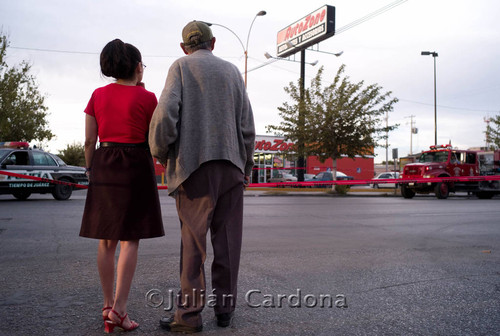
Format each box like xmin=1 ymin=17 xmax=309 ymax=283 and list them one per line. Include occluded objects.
xmin=244 ymin=187 xmax=400 ymax=197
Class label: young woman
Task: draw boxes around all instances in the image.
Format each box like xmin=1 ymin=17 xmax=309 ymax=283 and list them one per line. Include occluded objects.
xmin=80 ymin=39 xmax=164 ymax=333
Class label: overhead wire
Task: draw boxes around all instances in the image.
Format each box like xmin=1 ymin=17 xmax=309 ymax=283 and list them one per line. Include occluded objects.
xmin=246 ymin=0 xmax=408 ymax=74
xmin=9 ymin=46 xmax=181 ymax=58
xmin=10 ymin=46 xmax=98 ymax=55
xmin=398 ymin=98 xmax=499 ymax=113
xmin=335 ymin=0 xmax=408 ymax=35
xmin=246 ymin=0 xmax=499 ymax=113
xmin=10 ymin=0 xmax=409 ymax=59
xmin=11 ymin=0 xmax=495 ymax=113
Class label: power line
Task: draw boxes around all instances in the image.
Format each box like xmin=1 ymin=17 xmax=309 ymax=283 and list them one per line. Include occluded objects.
xmin=11 ymin=0 xmax=409 ymax=59
xmin=248 ymin=1 xmax=498 ymax=115
xmin=245 ymin=58 xmax=280 ymax=73
xmin=10 ymin=46 xmax=99 ymax=55
xmin=247 ymin=0 xmax=408 ymax=73
xmin=9 ymin=46 xmax=180 ymax=58
xmin=336 ymin=0 xmax=408 ymax=35
xmin=399 ymin=98 xmax=499 ymax=113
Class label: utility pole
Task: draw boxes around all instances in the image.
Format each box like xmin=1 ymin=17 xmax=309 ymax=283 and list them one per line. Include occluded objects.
xmin=421 ymin=51 xmax=438 ymax=145
xmin=385 ymin=110 xmax=389 ymax=172
xmin=484 ymin=117 xmax=491 ymax=149
xmin=405 ymin=115 xmax=416 ymax=155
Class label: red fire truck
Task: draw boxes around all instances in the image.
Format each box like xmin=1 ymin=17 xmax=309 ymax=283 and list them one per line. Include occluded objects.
xmin=400 ymin=144 xmax=500 ymax=199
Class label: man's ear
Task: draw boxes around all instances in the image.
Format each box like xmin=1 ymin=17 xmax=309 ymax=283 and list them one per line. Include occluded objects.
xmin=180 ymin=43 xmax=189 ymax=55
xmin=210 ymin=37 xmax=216 ymax=51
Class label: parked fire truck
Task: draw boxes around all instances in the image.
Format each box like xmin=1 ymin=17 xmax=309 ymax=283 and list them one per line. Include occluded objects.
xmin=400 ymin=144 xmax=500 ymax=199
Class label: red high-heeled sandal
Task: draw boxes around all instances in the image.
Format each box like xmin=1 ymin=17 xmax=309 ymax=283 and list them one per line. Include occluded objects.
xmin=102 ymin=306 xmax=112 ymax=321
xmin=104 ymin=309 xmax=139 ymax=333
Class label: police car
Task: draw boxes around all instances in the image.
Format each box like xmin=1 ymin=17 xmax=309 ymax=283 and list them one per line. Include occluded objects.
xmin=0 ymin=142 xmax=88 ymax=200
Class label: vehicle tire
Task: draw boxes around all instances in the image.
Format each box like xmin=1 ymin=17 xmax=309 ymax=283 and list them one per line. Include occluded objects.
xmin=400 ymin=185 xmax=415 ymax=199
xmin=12 ymin=191 xmax=31 ymax=200
xmin=476 ymin=191 xmax=494 ymax=199
xmin=434 ymin=182 xmax=449 ymax=199
xmin=373 ymin=184 xmax=379 ymax=189
xmin=52 ymin=178 xmax=73 ymax=200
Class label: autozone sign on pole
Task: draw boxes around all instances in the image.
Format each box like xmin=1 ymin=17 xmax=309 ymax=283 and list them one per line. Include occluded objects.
xmin=276 ymin=5 xmax=335 ymax=58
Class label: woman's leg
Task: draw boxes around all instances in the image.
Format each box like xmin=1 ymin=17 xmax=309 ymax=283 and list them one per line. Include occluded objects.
xmin=110 ymin=240 xmax=140 ymax=328
xmin=98 ymin=240 xmax=119 ymax=314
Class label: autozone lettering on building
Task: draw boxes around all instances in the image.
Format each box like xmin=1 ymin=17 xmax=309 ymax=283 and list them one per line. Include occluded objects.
xmin=276 ymin=5 xmax=335 ymax=58
xmin=255 ymin=139 xmax=295 ymax=153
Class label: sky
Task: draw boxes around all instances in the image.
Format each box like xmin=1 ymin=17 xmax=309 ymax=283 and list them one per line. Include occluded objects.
xmin=1 ymin=0 xmax=499 ymax=162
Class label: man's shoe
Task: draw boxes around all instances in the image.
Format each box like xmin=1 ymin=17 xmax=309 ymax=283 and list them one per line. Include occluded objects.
xmin=216 ymin=312 xmax=233 ymax=328
xmin=159 ymin=316 xmax=202 ymax=333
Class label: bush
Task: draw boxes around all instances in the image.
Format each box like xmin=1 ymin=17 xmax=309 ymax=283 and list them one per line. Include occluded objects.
xmin=326 ymin=185 xmax=350 ymax=195
xmin=334 ymin=185 xmax=350 ymax=194
xmin=58 ymin=142 xmax=85 ymax=166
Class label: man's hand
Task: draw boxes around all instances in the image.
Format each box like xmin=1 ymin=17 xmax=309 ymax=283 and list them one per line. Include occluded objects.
xmin=243 ymin=175 xmax=250 ymax=189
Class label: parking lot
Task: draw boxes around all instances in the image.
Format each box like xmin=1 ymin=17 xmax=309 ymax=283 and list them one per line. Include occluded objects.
xmin=0 ymin=190 xmax=499 ymax=335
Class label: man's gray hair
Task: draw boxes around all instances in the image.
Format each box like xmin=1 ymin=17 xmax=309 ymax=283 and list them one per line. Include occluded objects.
xmin=183 ymin=40 xmax=212 ymax=53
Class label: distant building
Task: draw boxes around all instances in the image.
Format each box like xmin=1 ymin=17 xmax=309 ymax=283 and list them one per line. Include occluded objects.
xmin=153 ymin=135 xmax=376 ymax=184
xmin=252 ymin=135 xmax=374 ymax=183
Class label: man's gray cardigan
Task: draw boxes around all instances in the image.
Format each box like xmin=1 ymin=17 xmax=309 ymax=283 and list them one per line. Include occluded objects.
xmin=149 ymin=49 xmax=256 ymax=195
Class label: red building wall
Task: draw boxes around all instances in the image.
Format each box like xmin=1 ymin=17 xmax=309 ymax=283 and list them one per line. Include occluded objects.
xmin=155 ymin=155 xmax=374 ymax=181
xmin=307 ymin=156 xmax=374 ymax=180
xmin=153 ymin=158 xmax=166 ymax=184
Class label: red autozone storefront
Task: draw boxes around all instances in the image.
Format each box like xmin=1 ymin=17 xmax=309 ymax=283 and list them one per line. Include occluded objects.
xmin=253 ymin=135 xmax=296 ymax=183
xmin=252 ymin=135 xmax=374 ymax=183
xmin=152 ymin=135 xmax=374 ymax=184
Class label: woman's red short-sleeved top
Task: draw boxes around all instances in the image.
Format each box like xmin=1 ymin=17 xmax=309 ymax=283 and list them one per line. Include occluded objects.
xmin=85 ymin=83 xmax=158 ymax=143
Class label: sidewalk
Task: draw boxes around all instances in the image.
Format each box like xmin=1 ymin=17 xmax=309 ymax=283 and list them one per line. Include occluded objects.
xmin=244 ymin=187 xmax=401 ymax=197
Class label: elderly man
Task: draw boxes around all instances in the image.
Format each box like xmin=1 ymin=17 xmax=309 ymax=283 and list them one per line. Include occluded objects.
xmin=149 ymin=20 xmax=255 ymax=333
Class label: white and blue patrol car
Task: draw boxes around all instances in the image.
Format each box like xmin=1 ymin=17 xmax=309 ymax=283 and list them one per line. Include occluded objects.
xmin=0 ymin=142 xmax=88 ymax=200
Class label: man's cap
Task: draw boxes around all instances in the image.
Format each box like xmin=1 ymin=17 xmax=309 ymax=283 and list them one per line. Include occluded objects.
xmin=182 ymin=20 xmax=213 ymax=46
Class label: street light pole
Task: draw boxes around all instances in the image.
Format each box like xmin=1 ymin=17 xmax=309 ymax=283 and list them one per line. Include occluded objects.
xmin=421 ymin=51 xmax=438 ymax=146
xmin=205 ymin=11 xmax=266 ymax=88
xmin=245 ymin=11 xmax=266 ymax=88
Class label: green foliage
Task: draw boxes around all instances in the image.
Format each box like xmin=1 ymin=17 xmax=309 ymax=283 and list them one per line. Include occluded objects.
xmin=334 ymin=184 xmax=350 ymax=194
xmin=324 ymin=185 xmax=351 ymax=195
xmin=486 ymin=115 xmax=500 ymax=149
xmin=267 ymin=64 xmax=399 ymax=162
xmin=57 ymin=142 xmax=85 ymax=167
xmin=0 ymin=32 xmax=53 ymax=142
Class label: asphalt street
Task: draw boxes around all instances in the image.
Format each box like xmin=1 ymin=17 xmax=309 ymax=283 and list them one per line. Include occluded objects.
xmin=0 ymin=190 xmax=499 ymax=335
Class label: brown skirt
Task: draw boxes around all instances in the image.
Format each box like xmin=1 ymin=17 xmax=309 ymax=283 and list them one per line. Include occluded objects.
xmin=80 ymin=146 xmax=164 ymax=240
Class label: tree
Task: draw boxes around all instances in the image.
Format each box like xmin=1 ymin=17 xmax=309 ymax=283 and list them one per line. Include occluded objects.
xmin=0 ymin=33 xmax=53 ymax=142
xmin=57 ymin=142 xmax=85 ymax=167
xmin=485 ymin=115 xmax=500 ymax=149
xmin=267 ymin=65 xmax=398 ymax=183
